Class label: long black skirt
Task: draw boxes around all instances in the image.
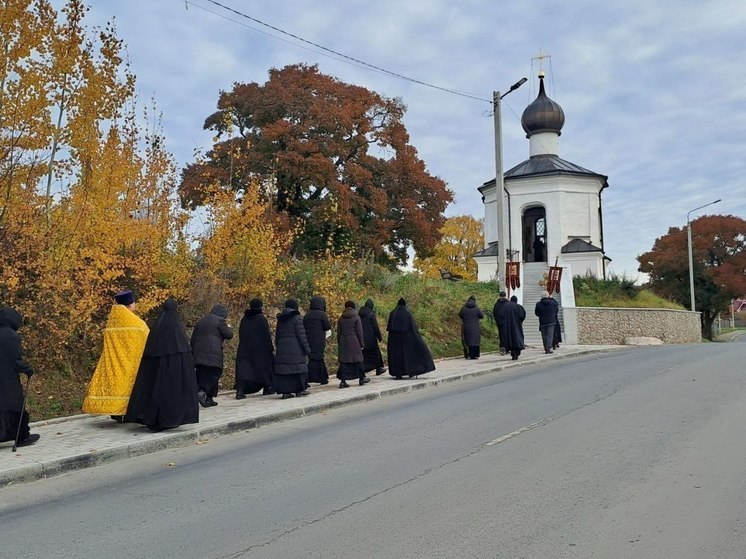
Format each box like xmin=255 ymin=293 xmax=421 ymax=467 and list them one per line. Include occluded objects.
xmin=196 ymin=364 xmax=222 ymax=396
xmin=0 ymin=410 xmax=29 ymax=443
xmin=125 ymin=353 xmax=199 ymax=429
xmin=236 ymin=379 xmax=271 ymax=395
xmin=307 ymin=359 xmax=329 ymax=384
xmin=272 ymin=373 xmax=308 ymax=395
xmin=337 ymin=362 xmax=364 ymax=381
xmin=362 ymin=345 xmax=384 ymax=373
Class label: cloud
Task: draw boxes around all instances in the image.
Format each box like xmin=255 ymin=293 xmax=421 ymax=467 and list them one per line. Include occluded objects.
xmin=51 ymin=0 xmax=746 ymax=279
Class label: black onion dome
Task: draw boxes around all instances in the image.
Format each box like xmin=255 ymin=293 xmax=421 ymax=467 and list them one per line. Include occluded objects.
xmin=521 ymin=75 xmax=565 ymax=137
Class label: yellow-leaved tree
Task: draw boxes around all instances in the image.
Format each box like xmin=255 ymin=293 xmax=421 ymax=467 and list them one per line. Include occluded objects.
xmin=414 ymin=215 xmax=484 ymax=281
xmin=197 ymin=181 xmax=291 ymax=306
xmin=0 ymin=1 xmax=190 ymax=416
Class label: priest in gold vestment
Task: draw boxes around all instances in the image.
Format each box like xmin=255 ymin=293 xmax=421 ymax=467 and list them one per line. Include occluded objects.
xmin=82 ymin=290 xmax=149 ymax=419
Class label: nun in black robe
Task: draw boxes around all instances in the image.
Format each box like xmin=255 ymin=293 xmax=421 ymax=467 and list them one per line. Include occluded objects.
xmin=303 ymin=296 xmax=331 ymax=385
xmin=359 ymin=299 xmax=386 ymax=375
xmin=504 ymin=296 xmax=526 ymax=360
xmin=386 ymin=298 xmax=435 ymax=379
xmin=235 ymin=298 xmax=275 ymax=398
xmin=125 ymin=298 xmax=199 ymax=431
xmin=273 ymin=299 xmax=311 ymax=399
xmin=0 ymin=308 xmax=39 ymax=446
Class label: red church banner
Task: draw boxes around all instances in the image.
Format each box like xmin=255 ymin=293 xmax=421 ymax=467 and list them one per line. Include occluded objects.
xmin=506 ymin=262 xmax=521 ymax=290
xmin=546 ymin=265 xmax=563 ymax=294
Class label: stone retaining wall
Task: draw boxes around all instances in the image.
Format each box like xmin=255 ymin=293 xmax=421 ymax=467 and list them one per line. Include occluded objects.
xmin=562 ymin=307 xmax=701 ymax=345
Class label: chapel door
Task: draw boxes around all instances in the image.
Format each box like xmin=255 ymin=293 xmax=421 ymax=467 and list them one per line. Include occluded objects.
xmin=522 ymin=206 xmax=547 ymax=263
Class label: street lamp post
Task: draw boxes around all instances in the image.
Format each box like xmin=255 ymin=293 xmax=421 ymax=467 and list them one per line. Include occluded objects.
xmin=493 ymin=77 xmax=527 ymax=291
xmin=687 ymin=198 xmax=721 ymax=312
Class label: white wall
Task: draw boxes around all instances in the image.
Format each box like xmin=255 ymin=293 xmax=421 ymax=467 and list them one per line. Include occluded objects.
xmin=475 ymin=256 xmax=497 ymax=283
xmin=561 ymin=253 xmax=604 ymax=278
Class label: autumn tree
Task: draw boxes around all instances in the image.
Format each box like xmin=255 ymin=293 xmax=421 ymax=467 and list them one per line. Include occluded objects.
xmin=0 ymin=0 xmax=189 ymax=378
xmin=180 ymin=63 xmax=452 ymax=266
xmin=414 ymin=215 xmax=483 ymax=281
xmin=197 ymin=180 xmax=290 ymax=305
xmin=638 ymin=214 xmax=746 ymax=339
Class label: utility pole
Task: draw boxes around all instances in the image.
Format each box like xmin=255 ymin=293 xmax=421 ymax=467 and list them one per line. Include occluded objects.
xmin=493 ymin=78 xmax=527 ymax=291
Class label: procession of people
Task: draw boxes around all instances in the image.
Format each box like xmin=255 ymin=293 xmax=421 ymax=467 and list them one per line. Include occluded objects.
xmin=1 ymin=284 xmax=560 ymax=448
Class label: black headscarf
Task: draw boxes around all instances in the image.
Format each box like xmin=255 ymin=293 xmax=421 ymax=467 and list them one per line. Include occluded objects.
xmin=0 ymin=307 xmax=23 ymax=331
xmin=364 ymin=299 xmax=374 ymax=309
xmin=142 ymin=298 xmax=191 ymax=357
xmin=309 ymin=296 xmax=326 ymax=311
xmin=210 ymin=303 xmax=228 ymax=318
xmin=246 ymin=298 xmax=264 ymax=317
xmin=388 ymin=299 xmax=413 ymax=332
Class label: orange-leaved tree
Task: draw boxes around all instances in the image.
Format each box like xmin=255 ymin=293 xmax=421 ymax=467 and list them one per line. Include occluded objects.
xmin=180 ymin=63 xmax=452 ymax=266
xmin=638 ymin=214 xmax=746 ymax=339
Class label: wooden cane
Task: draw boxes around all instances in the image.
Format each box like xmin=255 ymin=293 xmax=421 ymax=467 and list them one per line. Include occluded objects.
xmin=12 ymin=375 xmax=31 ymax=452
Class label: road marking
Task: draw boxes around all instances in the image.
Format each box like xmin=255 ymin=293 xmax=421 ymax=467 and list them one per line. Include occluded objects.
xmin=485 ymin=417 xmax=552 ymax=446
xmin=664 ymin=364 xmax=681 ymax=372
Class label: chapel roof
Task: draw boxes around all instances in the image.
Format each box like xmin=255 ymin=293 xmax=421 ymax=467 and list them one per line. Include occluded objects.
xmin=473 ymin=243 xmax=499 ymax=258
xmin=561 ymin=239 xmax=603 ymax=253
xmin=478 ymin=154 xmax=608 ymax=192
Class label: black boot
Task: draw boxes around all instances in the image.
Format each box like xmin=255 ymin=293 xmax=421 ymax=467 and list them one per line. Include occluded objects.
xmin=281 ymin=393 xmax=295 ymax=399
xmin=339 ymin=380 xmax=350 ymax=389
xmin=359 ymin=376 xmax=370 ymax=386
xmin=207 ymin=396 xmax=218 ymax=407
xmin=197 ymin=390 xmax=209 ymax=408
xmin=235 ymin=390 xmax=246 ymax=400
xmin=16 ymin=433 xmax=40 ymax=447
xmin=375 ymin=367 xmax=387 ymax=376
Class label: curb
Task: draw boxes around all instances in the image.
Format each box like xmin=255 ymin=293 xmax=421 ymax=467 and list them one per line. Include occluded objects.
xmin=4 ymin=346 xmax=619 ymax=486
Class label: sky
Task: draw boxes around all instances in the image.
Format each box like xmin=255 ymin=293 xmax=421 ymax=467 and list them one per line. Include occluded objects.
xmin=63 ymin=0 xmax=746 ymax=280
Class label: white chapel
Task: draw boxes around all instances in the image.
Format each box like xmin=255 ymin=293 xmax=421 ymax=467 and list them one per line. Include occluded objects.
xmin=475 ymin=71 xmax=611 ymax=308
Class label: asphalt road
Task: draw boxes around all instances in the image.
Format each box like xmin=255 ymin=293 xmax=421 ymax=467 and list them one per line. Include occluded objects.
xmin=2 ymin=339 xmax=745 ymax=558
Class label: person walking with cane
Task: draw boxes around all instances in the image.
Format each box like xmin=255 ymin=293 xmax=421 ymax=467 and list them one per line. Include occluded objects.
xmin=0 ymin=307 xmax=40 ymax=448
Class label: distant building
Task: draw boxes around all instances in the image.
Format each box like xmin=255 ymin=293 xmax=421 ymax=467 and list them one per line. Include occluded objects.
xmin=475 ymin=71 xmax=611 ymax=297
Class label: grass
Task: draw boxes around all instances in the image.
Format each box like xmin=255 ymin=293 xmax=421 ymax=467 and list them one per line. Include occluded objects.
xmin=573 ymin=274 xmax=684 ymax=310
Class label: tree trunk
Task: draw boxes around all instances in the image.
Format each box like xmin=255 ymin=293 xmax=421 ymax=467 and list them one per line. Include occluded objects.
xmin=701 ymin=311 xmax=716 ymax=341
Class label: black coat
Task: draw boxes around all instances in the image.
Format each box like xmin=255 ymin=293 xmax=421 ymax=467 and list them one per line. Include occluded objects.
xmin=274 ymin=308 xmax=310 ymax=375
xmin=337 ymin=307 xmax=364 ymax=364
xmin=458 ymin=298 xmax=484 ymax=347
xmin=386 ymin=301 xmax=435 ymax=377
xmin=493 ymin=297 xmax=510 ymax=348
xmin=535 ymin=297 xmax=556 ymax=327
xmin=0 ymin=308 xmax=33 ymax=414
xmin=359 ymin=299 xmax=384 ymax=371
xmin=0 ymin=309 xmax=33 ymax=445
xmin=303 ymin=296 xmax=331 ymax=360
xmin=503 ymin=301 xmax=526 ymax=351
xmin=235 ymin=309 xmax=274 ymax=386
xmin=190 ymin=304 xmax=234 ymax=368
xmin=125 ymin=299 xmax=199 ymax=428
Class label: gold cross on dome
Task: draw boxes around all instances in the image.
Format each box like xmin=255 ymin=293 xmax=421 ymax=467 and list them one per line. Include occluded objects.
xmin=532 ymin=49 xmax=551 ymax=78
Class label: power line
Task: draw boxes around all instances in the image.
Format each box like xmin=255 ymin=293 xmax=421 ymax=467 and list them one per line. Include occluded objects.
xmin=184 ymin=1 xmax=379 ymax=76
xmin=185 ymin=0 xmax=492 ymax=104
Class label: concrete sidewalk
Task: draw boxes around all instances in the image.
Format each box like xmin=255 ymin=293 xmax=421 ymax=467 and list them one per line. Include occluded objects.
xmin=0 ymin=344 xmax=622 ymax=486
